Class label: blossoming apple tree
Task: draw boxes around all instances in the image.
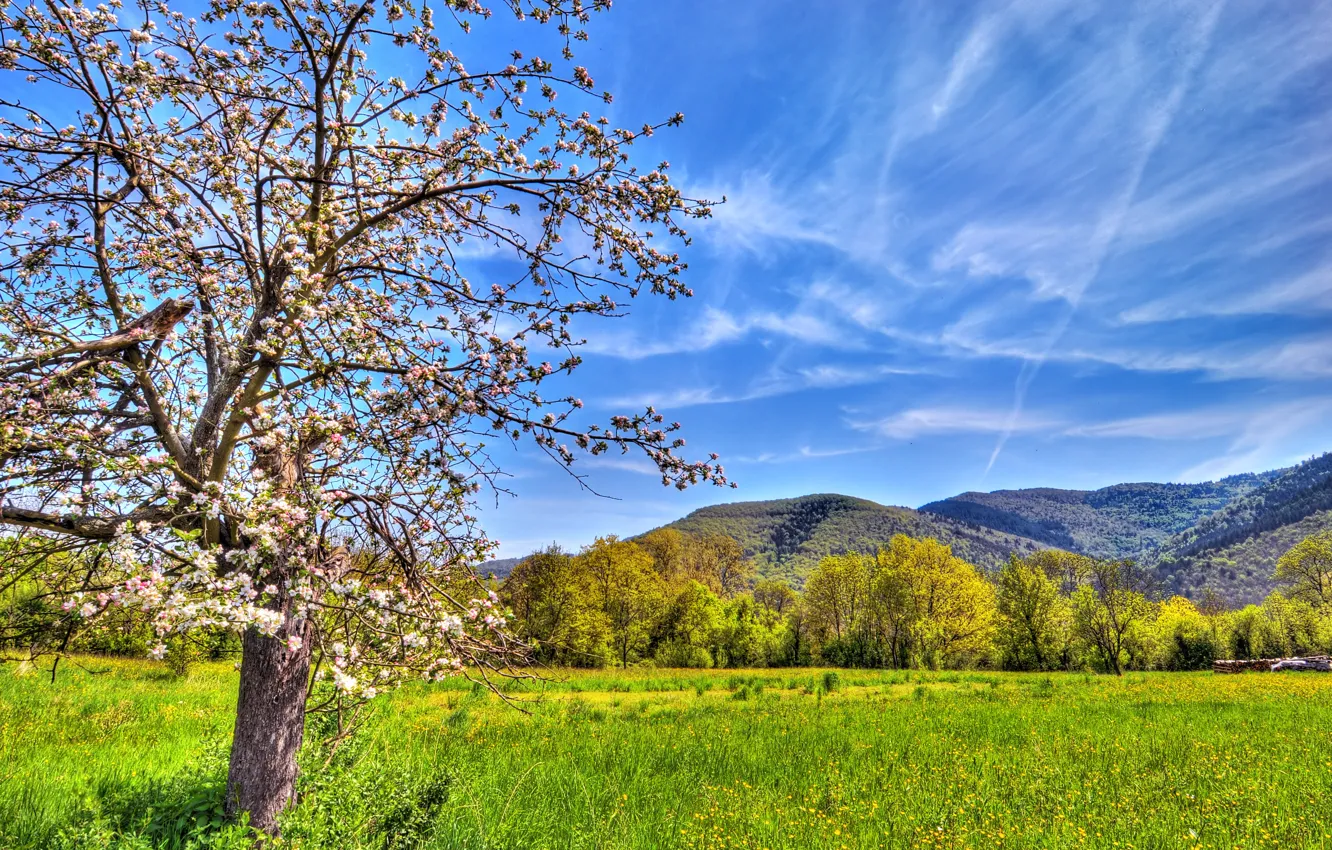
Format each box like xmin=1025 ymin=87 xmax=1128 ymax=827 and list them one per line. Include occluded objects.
xmin=0 ymin=0 xmax=728 ymax=831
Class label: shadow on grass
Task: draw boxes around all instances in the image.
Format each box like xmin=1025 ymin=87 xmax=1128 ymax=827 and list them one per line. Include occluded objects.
xmin=27 ymin=739 xmax=258 ymax=850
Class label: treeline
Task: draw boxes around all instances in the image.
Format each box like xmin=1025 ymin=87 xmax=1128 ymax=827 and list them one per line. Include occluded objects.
xmin=7 ymin=527 xmax=1327 ymax=675
xmin=501 ymin=529 xmax=1332 ymax=673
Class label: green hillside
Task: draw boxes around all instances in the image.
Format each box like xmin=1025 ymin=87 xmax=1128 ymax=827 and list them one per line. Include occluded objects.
xmin=919 ymin=475 xmax=1275 ymax=560
xmin=1158 ymin=509 xmax=1332 ymax=605
xmin=1152 ymin=454 xmax=1332 ymax=604
xmin=478 ymin=556 xmax=522 ymax=579
xmin=646 ymin=493 xmax=1046 ymax=585
xmin=916 ymin=454 xmax=1332 ymax=605
xmin=1156 ymin=454 xmax=1332 ymax=562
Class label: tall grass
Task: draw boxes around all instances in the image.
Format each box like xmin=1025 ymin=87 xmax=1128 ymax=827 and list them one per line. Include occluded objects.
xmin=3 ymin=659 xmax=1331 ymax=848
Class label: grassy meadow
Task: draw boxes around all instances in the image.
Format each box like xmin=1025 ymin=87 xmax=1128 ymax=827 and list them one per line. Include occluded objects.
xmin=3 ymin=661 xmax=1332 ymax=849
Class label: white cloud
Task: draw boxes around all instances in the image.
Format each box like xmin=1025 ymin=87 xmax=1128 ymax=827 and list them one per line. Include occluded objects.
xmin=585 ymin=304 xmax=855 ymax=361
xmin=609 ymin=361 xmax=922 ymax=411
xmin=1059 ymin=398 xmax=1332 ymax=481
xmin=851 ymin=406 xmax=1063 ymax=440
xmin=731 ymin=444 xmax=879 ymax=465
xmin=930 ymin=14 xmax=1002 ymax=125
xmin=1120 ymin=151 xmax=1332 ymax=251
xmin=692 ymin=172 xmax=845 ymax=255
xmin=1179 ymin=399 xmax=1332 ymax=481
xmin=795 ymin=363 xmax=926 ymax=388
xmin=1118 ymin=261 xmax=1332 ymax=324
xmin=1065 ymin=409 xmax=1242 ymax=440
xmin=583 ymin=307 xmax=747 ymax=359
xmin=938 ymin=309 xmax=1332 ymax=381
xmin=608 ymin=386 xmax=736 ymax=410
xmin=933 ymin=220 xmax=1099 ymax=302
xmin=578 ymin=456 xmax=664 ymax=477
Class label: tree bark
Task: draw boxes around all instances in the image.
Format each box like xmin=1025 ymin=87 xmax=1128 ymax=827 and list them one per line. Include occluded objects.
xmin=225 ymin=614 xmax=312 ymax=833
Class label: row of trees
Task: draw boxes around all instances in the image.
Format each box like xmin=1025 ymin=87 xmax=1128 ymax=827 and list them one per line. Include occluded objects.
xmin=501 ymin=530 xmax=769 ymax=668
xmin=14 ymin=528 xmax=1327 ymax=675
xmin=501 ymin=529 xmax=1332 ymax=673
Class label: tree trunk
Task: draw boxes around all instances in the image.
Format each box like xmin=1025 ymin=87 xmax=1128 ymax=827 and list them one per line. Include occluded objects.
xmin=1104 ymin=637 xmax=1123 ymax=676
xmin=225 ymin=615 xmax=312 ymax=833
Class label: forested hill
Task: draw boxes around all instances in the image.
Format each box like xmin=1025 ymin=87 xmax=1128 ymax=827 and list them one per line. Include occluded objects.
xmin=1157 ymin=454 xmax=1332 ymax=561
xmin=645 ymin=494 xmax=1046 ymax=585
xmin=478 ymin=557 xmax=522 ymax=579
xmin=493 ymin=455 xmax=1331 ymax=604
xmin=1155 ymin=454 xmax=1332 ymax=604
xmin=916 ymin=454 xmax=1332 ymax=605
xmin=918 ymin=474 xmax=1278 ymax=560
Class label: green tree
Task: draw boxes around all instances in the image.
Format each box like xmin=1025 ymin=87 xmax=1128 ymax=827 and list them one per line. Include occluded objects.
xmin=502 ymin=548 xmax=609 ymax=667
xmin=753 ymin=579 xmax=798 ymax=623
xmin=654 ymin=581 xmax=725 ymax=668
xmin=682 ymin=534 xmax=754 ymax=598
xmin=578 ymin=538 xmax=664 ymax=668
xmin=1150 ymin=596 xmax=1216 ymax=670
xmin=871 ymin=536 xmax=997 ymax=669
xmin=637 ymin=528 xmax=689 ymax=586
xmin=803 ymin=554 xmax=869 ymax=643
xmin=996 ymin=554 xmax=1067 ymax=671
xmin=1229 ymin=604 xmax=1281 ymax=660
xmin=1026 ymin=549 xmax=1094 ymax=596
xmin=1274 ymin=531 xmax=1332 ymax=606
xmin=1261 ymin=592 xmax=1323 ymax=657
xmin=718 ymin=595 xmax=779 ymax=668
xmin=1069 ymin=560 xmax=1155 ymax=675
xmin=779 ymin=600 xmax=817 ymax=667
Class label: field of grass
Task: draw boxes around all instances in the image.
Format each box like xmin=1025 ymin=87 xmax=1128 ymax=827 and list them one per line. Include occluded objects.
xmin=3 ymin=660 xmax=1332 ymax=849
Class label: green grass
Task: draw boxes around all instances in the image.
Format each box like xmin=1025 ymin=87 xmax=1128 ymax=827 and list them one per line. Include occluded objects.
xmin=3 ymin=660 xmax=1332 ymax=848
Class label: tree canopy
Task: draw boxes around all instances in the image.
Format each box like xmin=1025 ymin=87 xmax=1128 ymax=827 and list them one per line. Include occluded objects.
xmin=0 ymin=0 xmax=727 ymax=829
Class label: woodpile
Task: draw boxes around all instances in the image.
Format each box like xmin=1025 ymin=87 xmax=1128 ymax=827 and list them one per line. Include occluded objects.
xmin=1213 ymin=655 xmax=1331 ymax=673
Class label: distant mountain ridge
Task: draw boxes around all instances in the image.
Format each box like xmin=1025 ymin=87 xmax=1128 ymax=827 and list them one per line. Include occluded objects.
xmin=918 ymin=473 xmax=1279 ymax=560
xmin=487 ymin=453 xmax=1331 ymax=605
xmin=477 ymin=556 xmax=522 ymax=579
xmin=647 ymin=493 xmax=1046 ymax=585
xmin=644 ymin=454 xmax=1332 ymax=605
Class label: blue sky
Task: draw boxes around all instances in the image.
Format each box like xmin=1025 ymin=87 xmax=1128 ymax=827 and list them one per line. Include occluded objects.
xmin=477 ymin=0 xmax=1332 ymax=557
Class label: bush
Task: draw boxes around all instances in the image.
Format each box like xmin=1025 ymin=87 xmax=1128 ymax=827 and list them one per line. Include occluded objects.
xmin=654 ymin=640 xmax=713 ymax=669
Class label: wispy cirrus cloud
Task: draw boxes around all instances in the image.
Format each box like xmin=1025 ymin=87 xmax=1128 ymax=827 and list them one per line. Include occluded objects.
xmin=1118 ymin=259 xmax=1332 ymax=324
xmin=578 ymin=455 xmax=664 ymax=477
xmin=689 ymin=0 xmax=1330 ymax=372
xmin=730 ymin=444 xmax=879 ymax=465
xmin=1065 ymin=409 xmax=1245 ymax=441
xmin=936 ymin=307 xmax=1332 ymax=382
xmin=581 ymin=307 xmax=747 ymax=359
xmin=609 ymin=362 xmax=925 ymax=411
xmin=583 ymin=303 xmax=855 ymax=360
xmin=1177 ymin=400 xmax=1332 ymax=481
xmin=1059 ymin=397 xmax=1332 ymax=482
xmin=850 ymin=406 xmax=1064 ymax=441
xmin=479 ymin=0 xmax=1332 ymax=552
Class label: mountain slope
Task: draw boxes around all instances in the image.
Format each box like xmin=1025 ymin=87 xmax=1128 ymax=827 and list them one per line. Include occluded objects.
xmin=1154 ymin=454 xmax=1332 ymax=603
xmin=478 ymin=557 xmax=522 ymax=579
xmin=919 ymin=474 xmax=1277 ymax=560
xmin=648 ymin=493 xmax=1047 ymax=586
xmin=1159 ymin=509 xmax=1332 ymax=605
xmin=1157 ymin=454 xmax=1332 ymax=561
